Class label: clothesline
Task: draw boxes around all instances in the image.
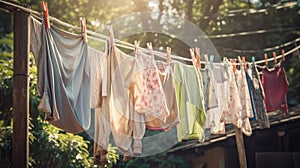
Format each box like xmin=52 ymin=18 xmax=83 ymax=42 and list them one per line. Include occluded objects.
xmin=32 ymin=14 xmax=300 ymax=65
xmin=227 ymin=2 xmax=298 ymax=16
xmin=256 ymin=45 xmax=300 ymax=64
xmin=202 ymin=1 xmax=298 ymax=19
xmin=1 ymin=0 xmax=299 ymax=40
xmin=1 ymin=0 xmax=300 ymax=65
xmin=87 ymin=34 xmax=192 ymax=62
xmin=218 ymin=37 xmax=300 ymax=53
xmin=207 ymin=27 xmax=300 ymax=39
xmin=29 ymin=15 xmax=300 ymax=65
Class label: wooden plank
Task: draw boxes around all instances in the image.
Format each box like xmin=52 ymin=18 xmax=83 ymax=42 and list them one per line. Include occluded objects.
xmin=12 ymin=10 xmax=30 ymax=168
xmin=234 ymin=126 xmax=248 ymax=168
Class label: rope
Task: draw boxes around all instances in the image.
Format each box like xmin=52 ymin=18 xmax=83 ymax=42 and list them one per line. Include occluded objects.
xmin=1 ymin=0 xmax=299 ymax=65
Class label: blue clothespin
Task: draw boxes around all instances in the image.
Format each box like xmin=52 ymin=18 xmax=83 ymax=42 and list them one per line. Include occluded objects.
xmin=252 ymin=57 xmax=255 ymax=64
xmin=210 ymin=55 xmax=214 ymax=70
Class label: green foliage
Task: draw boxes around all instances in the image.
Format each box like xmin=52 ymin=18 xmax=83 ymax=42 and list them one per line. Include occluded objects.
xmin=0 ymin=117 xmax=95 ymax=167
xmin=285 ymin=54 xmax=300 ymax=106
xmin=0 ymin=11 xmax=13 ymax=38
xmin=30 ymin=118 xmax=94 ymax=168
xmin=0 ymin=33 xmax=13 ymax=126
xmin=0 ymin=123 xmax=13 ymax=167
xmin=106 ymin=143 xmax=120 ymax=167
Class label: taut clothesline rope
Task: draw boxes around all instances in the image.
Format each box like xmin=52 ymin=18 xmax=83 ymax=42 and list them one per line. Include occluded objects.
xmin=0 ymin=0 xmax=299 ymax=65
xmin=218 ymin=37 xmax=300 ymax=53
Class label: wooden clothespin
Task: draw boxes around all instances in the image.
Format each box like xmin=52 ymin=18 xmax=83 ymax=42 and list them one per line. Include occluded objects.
xmin=107 ymin=25 xmax=115 ymax=48
xmin=41 ymin=1 xmax=50 ymax=29
xmin=147 ymin=42 xmax=154 ymax=58
xmin=166 ymin=47 xmax=171 ymax=66
xmin=231 ymin=59 xmax=237 ymax=73
xmin=195 ymin=47 xmax=201 ymax=69
xmin=272 ymin=52 xmax=277 ymax=64
xmin=147 ymin=42 xmax=153 ymax=50
xmin=281 ymin=50 xmax=285 ymax=61
xmin=189 ymin=48 xmax=197 ymax=67
xmin=80 ymin=17 xmax=88 ymax=43
xmin=134 ymin=40 xmax=140 ymax=53
xmin=264 ymin=53 xmax=268 ymax=65
xmin=242 ymin=56 xmax=246 ymax=69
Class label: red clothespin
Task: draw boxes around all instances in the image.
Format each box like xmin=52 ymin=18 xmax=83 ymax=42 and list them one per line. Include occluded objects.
xmin=264 ymin=53 xmax=268 ymax=65
xmin=231 ymin=59 xmax=237 ymax=73
xmin=80 ymin=17 xmax=87 ymax=43
xmin=195 ymin=47 xmax=201 ymax=69
xmin=281 ymin=50 xmax=285 ymax=61
xmin=272 ymin=52 xmax=277 ymax=64
xmin=166 ymin=47 xmax=171 ymax=66
xmin=41 ymin=1 xmax=50 ymax=29
xmin=189 ymin=48 xmax=197 ymax=67
xmin=242 ymin=56 xmax=246 ymax=69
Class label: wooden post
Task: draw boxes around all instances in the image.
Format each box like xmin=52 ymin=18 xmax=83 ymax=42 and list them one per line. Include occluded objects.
xmin=234 ymin=126 xmax=247 ymax=168
xmin=12 ymin=10 xmax=30 ymax=168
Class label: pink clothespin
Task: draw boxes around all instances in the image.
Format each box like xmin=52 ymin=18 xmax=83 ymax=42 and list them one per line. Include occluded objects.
xmin=281 ymin=50 xmax=285 ymax=61
xmin=195 ymin=47 xmax=201 ymax=69
xmin=231 ymin=59 xmax=237 ymax=74
xmin=242 ymin=56 xmax=246 ymax=69
xmin=41 ymin=1 xmax=50 ymax=29
xmin=273 ymin=52 xmax=277 ymax=64
xmin=264 ymin=53 xmax=268 ymax=65
xmin=80 ymin=17 xmax=88 ymax=43
xmin=189 ymin=48 xmax=196 ymax=67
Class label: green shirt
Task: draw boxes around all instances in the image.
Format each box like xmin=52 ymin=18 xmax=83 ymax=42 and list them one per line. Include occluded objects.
xmin=173 ymin=63 xmax=206 ymax=142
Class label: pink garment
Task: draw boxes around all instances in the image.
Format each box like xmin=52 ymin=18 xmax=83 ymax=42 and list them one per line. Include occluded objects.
xmin=145 ymin=62 xmax=180 ymax=131
xmin=221 ymin=62 xmax=242 ymax=128
xmin=134 ymin=52 xmax=169 ymax=122
xmin=262 ymin=62 xmax=289 ymax=114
